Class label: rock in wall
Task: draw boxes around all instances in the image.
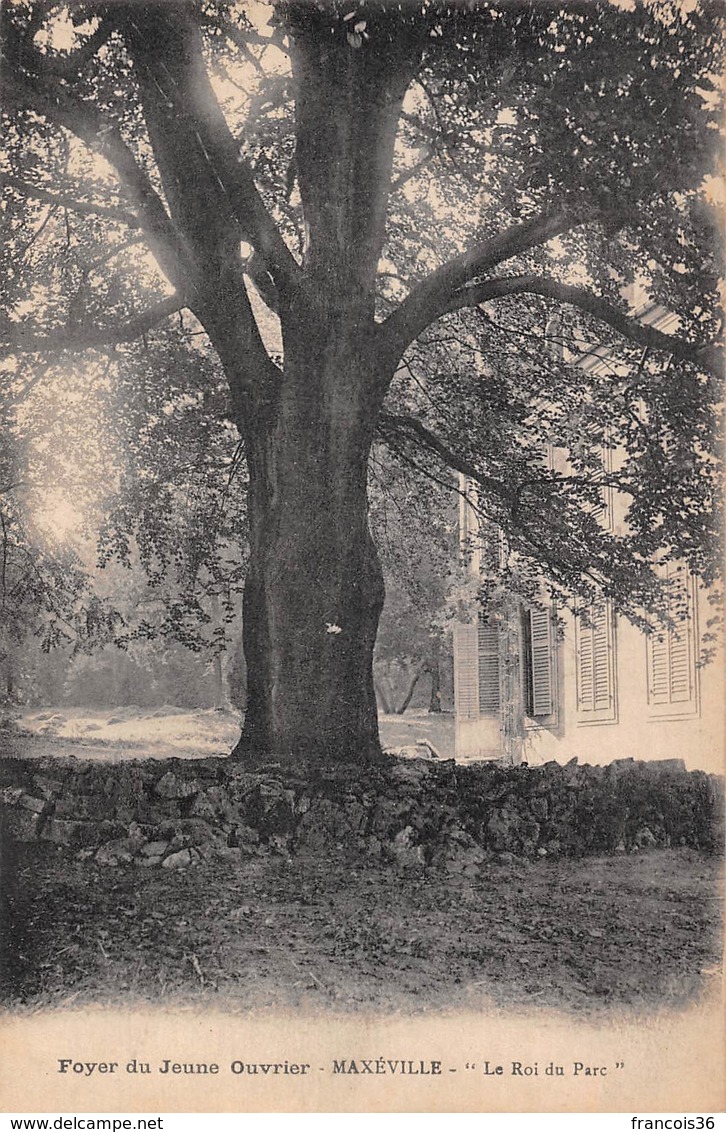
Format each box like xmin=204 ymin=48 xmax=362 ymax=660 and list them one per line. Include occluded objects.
xmin=0 ymin=754 xmax=722 ymax=873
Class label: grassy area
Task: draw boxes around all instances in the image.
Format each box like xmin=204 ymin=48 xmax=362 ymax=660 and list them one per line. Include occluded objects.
xmin=3 ymin=844 xmax=721 ymax=1015
xmin=16 ymin=706 xmax=455 ymax=761
xmin=16 ymin=706 xmax=243 ymax=761
xmin=378 ymin=711 xmax=455 ymax=758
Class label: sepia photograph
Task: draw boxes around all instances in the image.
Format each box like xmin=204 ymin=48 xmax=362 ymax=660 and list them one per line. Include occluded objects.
xmin=0 ymin=0 xmax=724 ymax=1115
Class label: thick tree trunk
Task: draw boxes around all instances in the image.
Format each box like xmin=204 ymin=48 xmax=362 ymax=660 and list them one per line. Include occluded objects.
xmin=123 ymin=6 xmax=426 ymax=769
xmin=233 ymin=319 xmax=388 ymax=767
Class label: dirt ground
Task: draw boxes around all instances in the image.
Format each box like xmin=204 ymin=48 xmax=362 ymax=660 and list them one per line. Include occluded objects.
xmin=13 ymin=705 xmax=456 ymax=761
xmin=3 ymin=838 xmax=721 ymax=1016
xmin=1 ymin=714 xmax=722 ymax=1016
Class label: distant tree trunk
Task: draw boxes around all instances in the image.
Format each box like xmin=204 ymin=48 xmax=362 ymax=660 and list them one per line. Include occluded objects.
xmin=209 ymin=594 xmax=229 ymax=710
xmin=374 ymin=678 xmax=392 ymax=715
xmin=397 ymin=665 xmax=424 ymax=714
xmin=211 ymin=652 xmax=225 ymax=710
xmin=501 ymin=604 xmax=526 ymax=765
xmin=111 ymin=648 xmax=124 ymax=706
xmin=227 ymin=634 xmax=247 ymax=712
xmin=428 ymin=653 xmax=442 ymax=713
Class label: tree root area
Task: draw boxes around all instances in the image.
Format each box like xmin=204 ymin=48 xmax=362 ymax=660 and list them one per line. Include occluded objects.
xmin=2 ymin=843 xmax=721 ymax=1015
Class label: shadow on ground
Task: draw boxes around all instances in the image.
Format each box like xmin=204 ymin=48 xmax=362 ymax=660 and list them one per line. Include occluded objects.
xmin=2 ymin=843 xmax=721 ymax=1016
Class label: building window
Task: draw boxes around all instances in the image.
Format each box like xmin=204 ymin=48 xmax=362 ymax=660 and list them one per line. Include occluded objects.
xmin=646 ymin=563 xmax=698 ymax=717
xmin=477 ymin=615 xmax=501 ymax=715
xmin=576 ymin=600 xmax=617 ymax=723
xmin=453 ymin=616 xmax=500 ymax=719
xmin=522 ymin=605 xmax=556 ymax=720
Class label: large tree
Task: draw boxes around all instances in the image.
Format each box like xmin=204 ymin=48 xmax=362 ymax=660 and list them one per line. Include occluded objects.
xmin=1 ymin=0 xmax=722 ymax=766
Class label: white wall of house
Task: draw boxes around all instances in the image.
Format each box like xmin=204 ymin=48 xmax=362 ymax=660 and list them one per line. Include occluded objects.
xmin=454 ymin=594 xmax=723 ymax=774
xmin=522 ymin=594 xmax=724 ymax=774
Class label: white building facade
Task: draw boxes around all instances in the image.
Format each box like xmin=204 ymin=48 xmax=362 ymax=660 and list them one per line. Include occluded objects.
xmin=453 ymin=572 xmax=723 ymax=775
xmin=453 ymin=306 xmax=723 ymax=775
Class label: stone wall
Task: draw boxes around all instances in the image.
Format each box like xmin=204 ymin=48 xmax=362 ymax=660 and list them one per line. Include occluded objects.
xmin=0 ymin=754 xmax=722 ymax=874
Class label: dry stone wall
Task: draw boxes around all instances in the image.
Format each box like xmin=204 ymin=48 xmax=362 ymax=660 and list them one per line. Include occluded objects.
xmin=0 ymin=754 xmax=722 ymax=873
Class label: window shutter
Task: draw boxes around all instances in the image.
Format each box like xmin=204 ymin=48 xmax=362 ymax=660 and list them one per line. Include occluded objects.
xmin=454 ymin=622 xmax=480 ymax=719
xmin=576 ymin=602 xmax=616 ymax=720
xmin=528 ymin=606 xmax=553 ymax=717
xmin=576 ymin=617 xmax=595 ymax=711
xmin=590 ymin=488 xmax=612 ymax=530
xmin=668 ymin=565 xmax=693 ymax=703
xmin=592 ymin=613 xmax=612 ymax=711
xmin=648 ymin=563 xmax=695 ymax=708
xmin=649 ymin=632 xmax=670 ymax=704
xmin=669 ymin=626 xmax=692 ymax=702
xmin=477 ymin=617 xmax=500 ymax=715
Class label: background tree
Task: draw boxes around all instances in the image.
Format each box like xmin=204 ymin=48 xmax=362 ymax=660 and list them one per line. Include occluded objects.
xmin=0 ymin=269 xmax=249 ymax=708
xmin=94 ymin=323 xmax=249 ymax=703
xmin=369 ymin=448 xmax=457 ymax=715
xmin=0 ymin=349 xmax=121 ymax=706
xmin=1 ymin=0 xmax=722 ymax=767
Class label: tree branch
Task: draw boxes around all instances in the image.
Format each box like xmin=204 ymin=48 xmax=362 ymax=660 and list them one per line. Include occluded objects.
xmin=119 ymin=5 xmax=302 ymax=303
xmin=200 ymin=14 xmax=271 ymax=74
xmin=2 ymin=20 xmax=285 ymax=407
xmin=415 ymin=77 xmax=461 ymax=170
xmin=377 ymin=411 xmax=510 ymax=502
xmin=390 ymin=146 xmax=437 ymax=194
xmin=2 ymin=174 xmax=141 ymax=228
xmin=373 ymin=428 xmax=615 ymax=603
xmin=0 ymin=295 xmax=185 ymax=356
xmin=0 ymin=68 xmax=196 ymax=295
xmin=379 ymin=207 xmax=592 ymax=364
xmin=40 ymin=20 xmax=116 ymax=80
xmin=2 ymin=359 xmax=53 ymax=404
xmin=458 ymin=274 xmax=723 ymax=377
xmin=199 ymin=12 xmax=284 ymax=53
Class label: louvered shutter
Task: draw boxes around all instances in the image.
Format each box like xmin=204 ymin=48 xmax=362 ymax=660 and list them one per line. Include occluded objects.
xmin=477 ymin=616 xmax=500 ymax=714
xmin=669 ymin=626 xmax=692 ymax=702
xmin=576 ymin=616 xmax=595 ymax=710
xmin=454 ymin=622 xmax=479 ymax=719
xmin=591 ymin=496 xmax=606 ymax=521
xmin=528 ymin=606 xmax=553 ymax=717
xmin=576 ymin=603 xmax=615 ymax=717
xmin=668 ymin=566 xmax=693 ymax=703
xmin=590 ymin=487 xmax=613 ymax=530
xmin=592 ymin=612 xmax=612 ymax=711
xmin=649 ymin=564 xmax=694 ymax=707
xmin=649 ymin=632 xmax=670 ymax=704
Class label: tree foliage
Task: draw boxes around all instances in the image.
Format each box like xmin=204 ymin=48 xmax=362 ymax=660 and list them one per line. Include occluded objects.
xmin=0 ymin=0 xmax=723 ymax=759
xmin=0 ymin=349 xmax=121 ymax=696
xmin=369 ymin=445 xmax=459 ymax=712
